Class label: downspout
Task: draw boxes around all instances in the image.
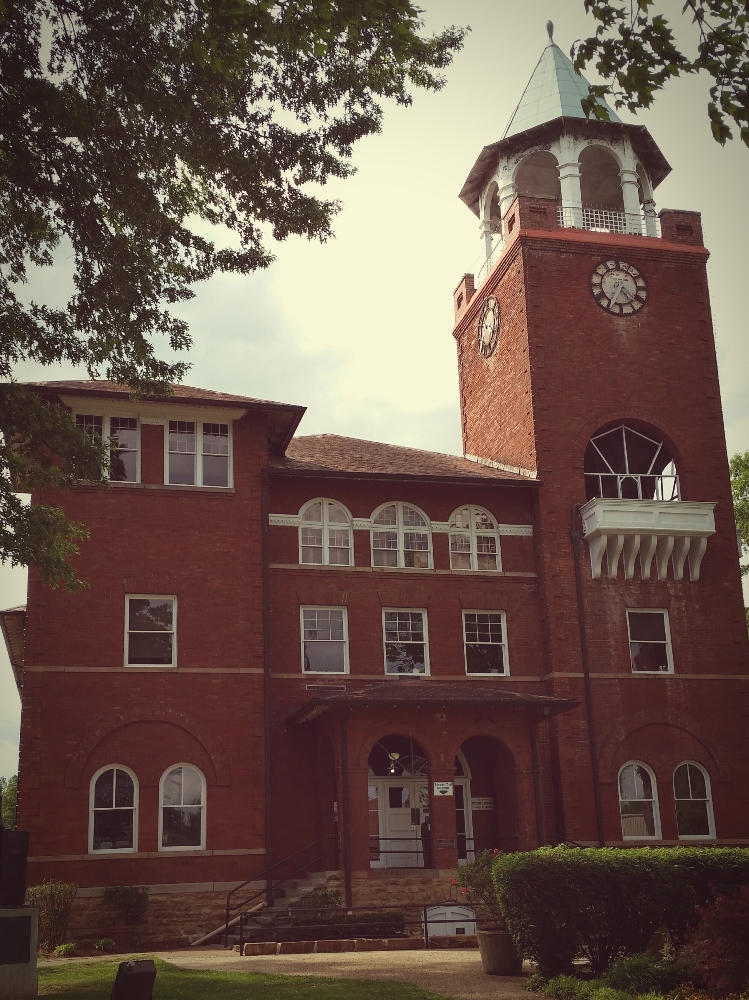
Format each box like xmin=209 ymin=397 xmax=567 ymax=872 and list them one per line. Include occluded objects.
xmin=261 ymin=467 xmax=274 ymax=905
xmin=570 ymin=505 xmax=606 ymax=847
xmin=339 ymin=711 xmax=353 ymax=907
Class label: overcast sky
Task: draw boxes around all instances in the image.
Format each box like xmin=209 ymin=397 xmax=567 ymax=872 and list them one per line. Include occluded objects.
xmin=1 ymin=0 xmax=747 ymax=778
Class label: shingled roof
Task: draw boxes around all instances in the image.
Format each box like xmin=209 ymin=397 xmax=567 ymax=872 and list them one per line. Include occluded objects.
xmin=22 ymin=380 xmax=305 ymax=456
xmin=271 ymin=435 xmax=538 ymax=485
xmin=288 ymin=678 xmax=579 ymax=725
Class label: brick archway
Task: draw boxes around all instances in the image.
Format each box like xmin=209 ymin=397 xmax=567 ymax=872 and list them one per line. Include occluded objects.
xmin=63 ymin=706 xmax=231 ymax=788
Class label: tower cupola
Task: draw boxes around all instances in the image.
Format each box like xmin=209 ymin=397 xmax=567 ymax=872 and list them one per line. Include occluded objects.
xmin=459 ymin=24 xmax=671 ymax=279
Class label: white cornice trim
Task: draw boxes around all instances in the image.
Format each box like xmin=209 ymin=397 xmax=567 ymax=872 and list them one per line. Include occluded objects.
xmin=464 ymin=454 xmax=538 ymax=479
xmin=269 ymin=513 xmax=533 ymax=536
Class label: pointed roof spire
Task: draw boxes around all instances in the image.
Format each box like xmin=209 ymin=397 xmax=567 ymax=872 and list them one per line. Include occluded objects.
xmin=502 ymin=29 xmax=621 ymax=140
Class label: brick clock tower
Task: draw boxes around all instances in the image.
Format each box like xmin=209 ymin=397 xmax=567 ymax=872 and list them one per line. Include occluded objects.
xmin=452 ymin=28 xmax=749 ymax=845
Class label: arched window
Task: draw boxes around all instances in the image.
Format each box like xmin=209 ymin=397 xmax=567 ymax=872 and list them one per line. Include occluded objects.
xmin=449 ymin=506 xmax=501 ymax=571
xmin=159 ymin=764 xmax=206 ymax=851
xmin=618 ymin=761 xmax=661 ymax=839
xmin=584 ymin=424 xmax=679 ymax=502
xmin=515 ymin=151 xmax=561 ymax=201
xmin=580 ymin=145 xmax=624 ymax=211
xmin=299 ymin=499 xmax=352 ymax=566
xmin=673 ymin=762 xmax=715 ymax=839
xmin=89 ymin=765 xmax=138 ymax=853
xmin=371 ymin=503 xmax=431 ymax=569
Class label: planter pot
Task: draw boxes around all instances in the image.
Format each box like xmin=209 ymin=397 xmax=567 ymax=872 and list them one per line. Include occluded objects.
xmin=477 ymin=929 xmax=522 ymax=975
xmin=106 ymin=925 xmax=136 ymax=952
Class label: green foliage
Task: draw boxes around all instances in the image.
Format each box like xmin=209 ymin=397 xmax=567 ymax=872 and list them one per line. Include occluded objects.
xmin=677 ymin=884 xmax=749 ymax=995
xmin=493 ymin=846 xmax=749 ymax=976
xmin=0 ymin=0 xmax=464 ymax=589
xmin=730 ymin=452 xmax=749 ymax=577
xmin=294 ymin=885 xmax=342 ymax=909
xmin=0 ymin=773 xmax=17 ymax=827
xmin=535 ymin=970 xmax=674 ymax=1000
xmin=102 ymin=885 xmax=150 ymax=925
xmin=53 ymin=942 xmax=76 ymax=957
xmin=575 ymin=1 xmax=749 ymax=146
xmin=93 ymin=937 xmax=116 ymax=953
xmin=38 ymin=956 xmax=451 ymax=999
xmin=604 ymin=954 xmax=683 ymax=994
xmin=453 ymin=849 xmax=505 ymax=928
xmin=27 ymin=880 xmax=77 ymax=950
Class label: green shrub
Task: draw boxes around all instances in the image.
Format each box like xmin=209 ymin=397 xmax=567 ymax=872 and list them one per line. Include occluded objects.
xmin=604 ymin=954 xmax=683 ymax=994
xmin=589 ymin=988 xmax=631 ymax=1000
xmin=102 ymin=885 xmax=149 ymax=925
xmin=493 ymin=846 xmax=749 ymax=976
xmin=677 ymin=884 xmax=749 ymax=995
xmin=544 ymin=974 xmax=600 ymax=1000
xmin=294 ymin=886 xmax=342 ymax=909
xmin=53 ymin=942 xmax=75 ymax=958
xmin=27 ymin=881 xmax=77 ymax=951
xmin=94 ymin=938 xmax=116 ymax=953
xmin=453 ymin=849 xmax=505 ymax=927
xmin=528 ymin=973 xmax=551 ymax=992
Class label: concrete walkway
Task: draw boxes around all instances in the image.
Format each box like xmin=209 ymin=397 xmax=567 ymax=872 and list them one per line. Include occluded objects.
xmin=162 ymin=946 xmax=534 ymax=1000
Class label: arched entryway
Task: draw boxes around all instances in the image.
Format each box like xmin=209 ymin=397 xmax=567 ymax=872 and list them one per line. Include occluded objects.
xmin=368 ymin=736 xmax=430 ymax=869
xmin=456 ymin=736 xmax=519 ymax=859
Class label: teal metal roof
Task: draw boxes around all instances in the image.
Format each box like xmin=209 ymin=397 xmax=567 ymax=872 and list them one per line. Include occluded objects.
xmin=503 ymin=43 xmax=621 ymax=139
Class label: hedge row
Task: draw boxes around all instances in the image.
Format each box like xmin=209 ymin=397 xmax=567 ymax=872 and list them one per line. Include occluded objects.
xmin=493 ymin=846 xmax=749 ymax=976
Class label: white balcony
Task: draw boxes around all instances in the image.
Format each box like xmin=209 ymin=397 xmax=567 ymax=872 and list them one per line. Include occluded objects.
xmin=580 ymin=499 xmax=716 ymax=582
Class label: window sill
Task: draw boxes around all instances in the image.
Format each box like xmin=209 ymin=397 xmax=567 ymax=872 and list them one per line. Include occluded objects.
xmin=111 ymin=482 xmax=235 ymax=494
xmin=125 ymin=664 xmax=177 ymax=670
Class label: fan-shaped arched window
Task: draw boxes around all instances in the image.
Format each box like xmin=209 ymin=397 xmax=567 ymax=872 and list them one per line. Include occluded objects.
xmin=449 ymin=506 xmax=501 ymax=571
xmin=618 ymin=761 xmax=661 ymax=839
xmin=368 ymin=736 xmax=428 ymax=777
xmin=299 ymin=499 xmax=352 ymax=566
xmin=89 ymin=765 xmax=138 ymax=853
xmin=159 ymin=764 xmax=206 ymax=851
xmin=673 ymin=762 xmax=715 ymax=839
xmin=584 ymin=424 xmax=679 ymax=501
xmin=371 ymin=503 xmax=431 ymax=569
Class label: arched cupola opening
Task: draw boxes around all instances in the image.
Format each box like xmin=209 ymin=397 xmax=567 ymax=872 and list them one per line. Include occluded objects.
xmin=515 ymin=151 xmax=561 ymax=201
xmin=584 ymin=423 xmax=679 ymax=502
xmin=579 ymin=145 xmax=624 ymax=211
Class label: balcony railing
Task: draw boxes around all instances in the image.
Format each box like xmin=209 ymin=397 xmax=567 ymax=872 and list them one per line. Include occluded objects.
xmin=585 ymin=473 xmax=680 ymax=502
xmin=558 ymin=205 xmax=660 ymax=237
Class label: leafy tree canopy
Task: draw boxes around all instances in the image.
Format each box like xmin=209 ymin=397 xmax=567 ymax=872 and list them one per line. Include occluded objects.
xmin=576 ymin=0 xmax=749 ymax=146
xmin=0 ymin=0 xmax=464 ymax=589
xmin=730 ymin=451 xmax=749 ymax=576
xmin=1 ymin=773 xmax=18 ymax=828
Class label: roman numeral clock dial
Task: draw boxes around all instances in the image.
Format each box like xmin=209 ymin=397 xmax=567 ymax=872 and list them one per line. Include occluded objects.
xmin=590 ymin=260 xmax=648 ymax=316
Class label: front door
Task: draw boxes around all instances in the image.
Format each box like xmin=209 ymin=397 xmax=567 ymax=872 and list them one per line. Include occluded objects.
xmin=370 ymin=780 xmax=429 ymax=867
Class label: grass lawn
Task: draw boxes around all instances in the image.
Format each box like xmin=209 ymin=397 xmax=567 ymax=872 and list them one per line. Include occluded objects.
xmin=38 ymin=956 xmax=452 ymax=999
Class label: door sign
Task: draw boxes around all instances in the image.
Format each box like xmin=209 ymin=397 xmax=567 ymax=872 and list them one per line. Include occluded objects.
xmin=433 ymin=781 xmax=454 ymax=796
xmin=471 ymin=797 xmax=495 ymax=811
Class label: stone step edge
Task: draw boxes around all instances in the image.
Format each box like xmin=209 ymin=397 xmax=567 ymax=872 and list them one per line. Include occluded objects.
xmin=239 ymin=935 xmax=478 ymax=955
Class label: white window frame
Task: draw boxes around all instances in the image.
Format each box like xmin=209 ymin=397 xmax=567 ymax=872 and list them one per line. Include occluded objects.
xmin=370 ymin=502 xmax=432 ymax=570
xmin=300 ymin=606 xmax=350 ymax=674
xmin=448 ymin=506 xmax=503 ymax=572
xmin=617 ymin=760 xmax=662 ymax=841
xmin=381 ymin=608 xmax=430 ymax=676
xmin=626 ymin=608 xmax=674 ymax=674
xmin=462 ymin=610 xmax=509 ymax=675
xmin=673 ymin=760 xmax=716 ymax=840
xmin=74 ymin=411 xmax=141 ymax=484
xmin=88 ymin=764 xmax=139 ymax=854
xmin=124 ymin=595 xmax=177 ymax=668
xmin=165 ymin=419 xmax=234 ymax=488
xmin=298 ymin=499 xmax=354 ymax=567
xmin=158 ymin=763 xmax=207 ymax=852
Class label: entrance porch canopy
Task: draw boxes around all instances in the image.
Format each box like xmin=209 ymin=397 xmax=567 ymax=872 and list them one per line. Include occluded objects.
xmin=287 ymin=679 xmax=579 ymax=725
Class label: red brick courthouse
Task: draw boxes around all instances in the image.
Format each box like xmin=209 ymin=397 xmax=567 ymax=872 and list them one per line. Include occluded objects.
xmin=4 ymin=35 xmax=749 ymax=943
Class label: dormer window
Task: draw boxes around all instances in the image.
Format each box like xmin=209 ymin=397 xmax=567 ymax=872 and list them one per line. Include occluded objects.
xmin=449 ymin=506 xmax=501 ymax=571
xmin=75 ymin=413 xmax=138 ymax=483
xmin=371 ymin=503 xmax=431 ymax=569
xmin=584 ymin=424 xmax=679 ymax=502
xmin=167 ymin=420 xmax=232 ymax=487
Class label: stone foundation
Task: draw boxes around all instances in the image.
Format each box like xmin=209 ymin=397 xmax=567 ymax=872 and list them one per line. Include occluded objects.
xmin=351 ymin=869 xmax=458 ymax=907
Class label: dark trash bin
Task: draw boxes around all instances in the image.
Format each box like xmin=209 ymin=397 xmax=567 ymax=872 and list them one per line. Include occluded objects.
xmin=110 ymin=959 xmax=157 ymax=1000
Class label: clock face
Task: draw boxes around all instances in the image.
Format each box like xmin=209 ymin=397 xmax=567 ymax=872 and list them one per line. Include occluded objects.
xmin=591 ymin=259 xmax=648 ymax=316
xmin=477 ymin=296 xmax=500 ymax=357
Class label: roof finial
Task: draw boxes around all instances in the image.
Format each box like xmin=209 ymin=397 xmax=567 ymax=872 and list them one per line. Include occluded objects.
xmin=546 ymin=20 xmax=554 ymax=44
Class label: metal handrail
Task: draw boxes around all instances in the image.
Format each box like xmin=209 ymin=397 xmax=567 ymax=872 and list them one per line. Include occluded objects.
xmin=585 ymin=472 xmax=680 ymax=501
xmin=223 ymin=836 xmax=338 ymax=947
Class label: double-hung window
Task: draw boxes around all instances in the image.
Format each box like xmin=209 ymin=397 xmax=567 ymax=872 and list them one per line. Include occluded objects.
xmin=299 ymin=501 xmax=352 ymax=565
xmin=627 ymin=609 xmax=673 ymax=672
xmin=125 ymin=596 xmax=176 ymax=666
xmin=301 ymin=607 xmax=349 ymax=673
xmin=449 ymin=506 xmax=501 ymax=571
xmin=89 ymin=765 xmax=138 ymax=853
xmin=383 ymin=610 xmax=429 ymax=674
xmin=673 ymin=762 xmax=715 ymax=838
xmin=463 ymin=611 xmax=508 ymax=674
xmin=371 ymin=503 xmax=431 ymax=569
xmin=159 ymin=764 xmax=206 ymax=850
xmin=618 ymin=762 xmax=661 ymax=839
xmin=75 ymin=413 xmax=138 ymax=483
xmin=168 ymin=421 xmax=231 ymax=487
